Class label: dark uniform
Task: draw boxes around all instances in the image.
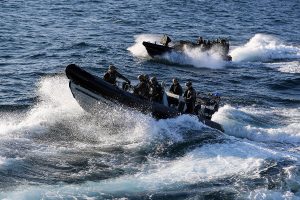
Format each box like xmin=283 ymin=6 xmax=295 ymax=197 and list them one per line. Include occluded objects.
xmin=103 ymin=65 xmax=130 ymax=85
xmin=149 ymin=77 xmax=163 ymax=103
xmin=144 ymin=74 xmax=151 ymax=98
xmin=169 ymin=78 xmax=183 ymax=106
xmin=169 ymin=83 xmax=183 ymax=96
xmin=197 ymin=37 xmax=203 ymax=45
xmin=183 ymin=81 xmax=196 ymax=114
xmin=134 ymin=75 xmax=149 ymax=99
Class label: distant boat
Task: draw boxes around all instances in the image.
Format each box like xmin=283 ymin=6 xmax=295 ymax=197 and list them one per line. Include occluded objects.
xmin=143 ymin=35 xmax=232 ymax=61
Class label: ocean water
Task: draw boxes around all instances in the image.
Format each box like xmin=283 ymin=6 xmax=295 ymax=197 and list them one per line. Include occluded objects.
xmin=0 ymin=0 xmax=300 ymax=199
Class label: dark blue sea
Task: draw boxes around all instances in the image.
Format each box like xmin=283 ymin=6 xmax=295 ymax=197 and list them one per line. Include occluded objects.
xmin=1 ymin=0 xmax=300 ymax=199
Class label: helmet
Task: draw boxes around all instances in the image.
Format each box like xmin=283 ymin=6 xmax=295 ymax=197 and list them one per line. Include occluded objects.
xmin=144 ymin=74 xmax=149 ymax=81
xmin=109 ymin=65 xmax=116 ymax=71
xmin=150 ymin=76 xmax=157 ymax=83
xmin=138 ymin=74 xmax=144 ymax=81
xmin=185 ymin=81 xmax=192 ymax=87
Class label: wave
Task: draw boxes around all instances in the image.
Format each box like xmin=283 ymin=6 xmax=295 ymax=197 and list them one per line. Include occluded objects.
xmin=1 ymin=140 xmax=297 ymax=199
xmin=213 ymin=105 xmax=300 ymax=144
xmin=277 ymin=61 xmax=300 ymax=74
xmin=269 ymin=77 xmax=300 ymax=91
xmin=0 ymin=76 xmax=83 ymax=137
xmin=230 ymin=34 xmax=300 ymax=62
xmin=266 ymin=61 xmax=300 ymax=74
xmin=0 ymin=156 xmax=6 ymax=166
xmin=248 ymin=188 xmax=298 ymax=200
xmin=128 ymin=34 xmax=227 ymax=69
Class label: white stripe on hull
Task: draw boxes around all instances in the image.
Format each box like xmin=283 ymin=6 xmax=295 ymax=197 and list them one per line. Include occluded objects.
xmin=69 ymin=81 xmax=117 ymax=113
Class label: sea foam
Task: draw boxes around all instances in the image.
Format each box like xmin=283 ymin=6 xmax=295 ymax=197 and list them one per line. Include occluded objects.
xmin=2 ymin=140 xmax=296 ymax=199
xmin=230 ymin=34 xmax=300 ymax=62
xmin=0 ymin=76 xmax=83 ymax=137
xmin=213 ymin=105 xmax=300 ymax=144
xmin=266 ymin=61 xmax=300 ymax=74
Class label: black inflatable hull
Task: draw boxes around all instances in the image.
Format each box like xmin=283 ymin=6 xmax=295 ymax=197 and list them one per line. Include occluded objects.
xmin=142 ymin=41 xmax=173 ymax=57
xmin=65 ymin=64 xmax=224 ymax=132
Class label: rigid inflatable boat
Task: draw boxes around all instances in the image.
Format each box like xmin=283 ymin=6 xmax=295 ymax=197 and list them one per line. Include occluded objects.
xmin=142 ymin=36 xmax=232 ymax=61
xmin=65 ymin=64 xmax=224 ymax=132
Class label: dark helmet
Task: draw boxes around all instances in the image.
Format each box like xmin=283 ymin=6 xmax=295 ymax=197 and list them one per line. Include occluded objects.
xmin=108 ymin=64 xmax=116 ymax=71
xmin=173 ymin=78 xmax=179 ymax=84
xmin=144 ymin=74 xmax=149 ymax=81
xmin=150 ymin=76 xmax=157 ymax=83
xmin=138 ymin=74 xmax=144 ymax=81
xmin=185 ymin=81 xmax=192 ymax=87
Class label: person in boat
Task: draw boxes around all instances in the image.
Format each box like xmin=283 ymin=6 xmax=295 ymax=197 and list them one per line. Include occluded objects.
xmin=149 ymin=76 xmax=163 ymax=103
xmin=144 ymin=74 xmax=150 ymax=89
xmin=143 ymin=74 xmax=151 ymax=98
xmin=183 ymin=81 xmax=196 ymax=114
xmin=168 ymin=78 xmax=183 ymax=106
xmin=210 ymin=92 xmax=221 ymax=112
xmin=201 ymin=40 xmax=209 ymax=51
xmin=223 ymin=39 xmax=230 ymax=54
xmin=144 ymin=74 xmax=150 ymax=84
xmin=103 ymin=65 xmax=130 ymax=86
xmin=160 ymin=35 xmax=172 ymax=47
xmin=207 ymin=40 xmax=212 ymax=48
xmin=134 ymin=74 xmax=149 ymax=99
xmin=197 ymin=37 xmax=203 ymax=45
